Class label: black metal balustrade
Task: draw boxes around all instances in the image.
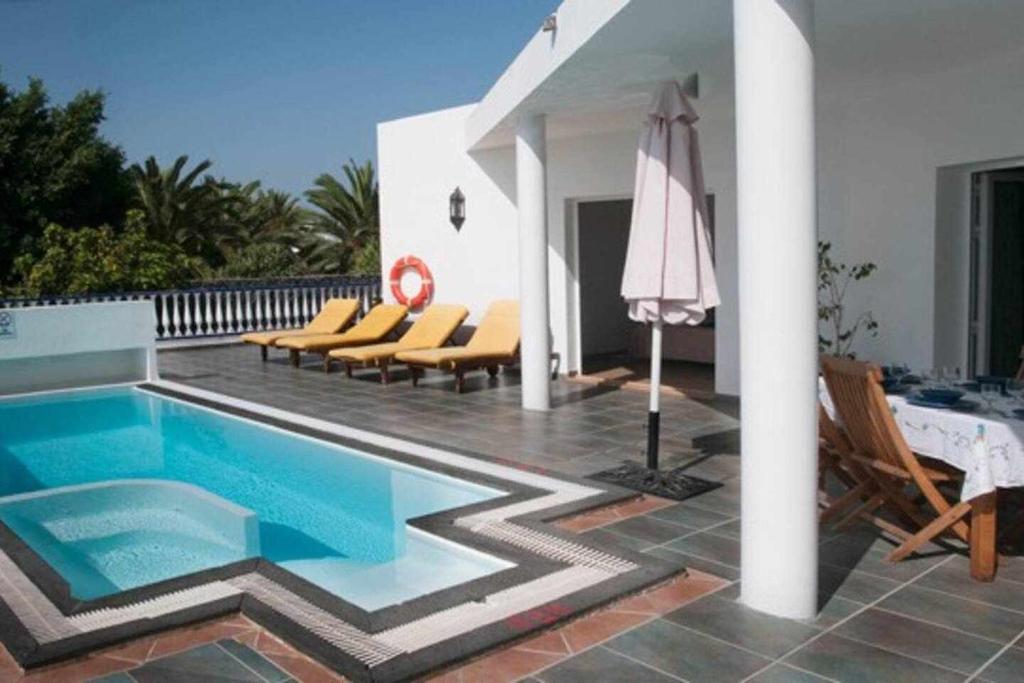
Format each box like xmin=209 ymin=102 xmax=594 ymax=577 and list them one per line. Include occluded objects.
xmin=0 ymin=275 xmax=381 ymax=341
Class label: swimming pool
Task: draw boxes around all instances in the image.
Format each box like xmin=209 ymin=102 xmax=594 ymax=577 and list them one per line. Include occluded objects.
xmin=0 ymin=386 xmax=510 ymax=609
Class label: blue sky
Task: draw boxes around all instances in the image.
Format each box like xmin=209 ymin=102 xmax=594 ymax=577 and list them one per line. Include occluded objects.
xmin=0 ymin=0 xmax=558 ymax=198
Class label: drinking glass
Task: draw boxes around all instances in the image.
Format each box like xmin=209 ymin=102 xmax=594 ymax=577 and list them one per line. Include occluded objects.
xmin=1007 ymin=380 xmax=1024 ymax=408
xmin=980 ymin=383 xmax=1002 ymax=413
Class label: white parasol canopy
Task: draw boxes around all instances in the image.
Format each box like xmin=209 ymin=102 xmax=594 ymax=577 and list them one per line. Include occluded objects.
xmin=621 ymin=81 xmax=720 ymax=467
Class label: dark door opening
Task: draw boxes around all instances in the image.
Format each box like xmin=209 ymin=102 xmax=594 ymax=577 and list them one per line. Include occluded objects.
xmin=987 ymin=171 xmax=1024 ymax=376
xmin=575 ymin=198 xmax=717 ymax=396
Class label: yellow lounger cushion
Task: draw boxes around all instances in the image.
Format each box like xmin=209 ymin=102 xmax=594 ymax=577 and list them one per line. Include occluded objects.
xmin=240 ymin=298 xmax=360 ymax=346
xmin=275 ymin=304 xmax=408 ymax=352
xmin=329 ymin=304 xmax=469 ymax=364
xmin=395 ymin=300 xmax=520 ymax=368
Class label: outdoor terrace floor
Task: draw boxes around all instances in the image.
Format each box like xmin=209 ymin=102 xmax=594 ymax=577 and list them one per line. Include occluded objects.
xmin=4 ymin=343 xmax=1024 ymax=681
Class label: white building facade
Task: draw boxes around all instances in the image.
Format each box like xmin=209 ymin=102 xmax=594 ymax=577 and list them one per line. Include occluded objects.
xmin=377 ymin=0 xmax=1024 ymax=618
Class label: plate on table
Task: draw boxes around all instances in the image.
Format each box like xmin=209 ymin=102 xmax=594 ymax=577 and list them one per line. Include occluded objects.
xmin=958 ymin=381 xmax=981 ymax=392
xmin=900 ymin=374 xmax=923 ymax=385
xmin=906 ymin=394 xmax=979 ymax=412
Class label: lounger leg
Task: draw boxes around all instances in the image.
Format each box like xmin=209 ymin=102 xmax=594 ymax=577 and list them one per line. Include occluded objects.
xmin=455 ymin=370 xmax=465 ymax=393
xmin=261 ymin=346 xmax=268 ymax=362
xmin=380 ymin=363 xmax=390 ymax=385
xmin=411 ymin=367 xmax=421 ymax=387
xmin=345 ymin=363 xmax=353 ymax=378
xmin=323 ymin=355 xmax=332 ymax=373
xmin=486 ymin=365 xmax=499 ymax=377
xmin=289 ymin=350 xmax=300 ymax=368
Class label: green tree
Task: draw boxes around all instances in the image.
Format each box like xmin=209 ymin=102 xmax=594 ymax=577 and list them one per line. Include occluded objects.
xmin=303 ymin=159 xmax=379 ymax=273
xmin=129 ymin=155 xmax=234 ymax=264
xmin=16 ymin=211 xmax=196 ymax=296
xmin=217 ymin=243 xmax=307 ymax=279
xmin=0 ymin=76 xmax=132 ymax=284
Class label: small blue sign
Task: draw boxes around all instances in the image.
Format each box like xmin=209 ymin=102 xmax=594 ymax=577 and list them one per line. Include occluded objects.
xmin=0 ymin=311 xmax=15 ymax=340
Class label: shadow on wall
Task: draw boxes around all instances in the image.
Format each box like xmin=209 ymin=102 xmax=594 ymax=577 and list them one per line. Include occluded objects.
xmin=470 ymin=146 xmax=516 ymax=205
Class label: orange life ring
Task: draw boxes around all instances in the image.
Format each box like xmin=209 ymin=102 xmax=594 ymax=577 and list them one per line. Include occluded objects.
xmin=389 ymin=256 xmax=434 ymax=308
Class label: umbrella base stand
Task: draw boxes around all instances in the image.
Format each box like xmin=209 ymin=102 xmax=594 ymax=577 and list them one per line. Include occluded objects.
xmin=589 ymin=460 xmax=722 ymax=503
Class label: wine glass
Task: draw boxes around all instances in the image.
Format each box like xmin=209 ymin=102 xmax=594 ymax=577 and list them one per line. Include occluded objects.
xmin=1007 ymin=379 xmax=1024 ymax=410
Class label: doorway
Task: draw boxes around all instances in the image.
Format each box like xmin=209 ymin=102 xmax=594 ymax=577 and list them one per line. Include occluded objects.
xmin=970 ymin=168 xmax=1024 ymax=376
xmin=573 ymin=198 xmax=716 ymax=396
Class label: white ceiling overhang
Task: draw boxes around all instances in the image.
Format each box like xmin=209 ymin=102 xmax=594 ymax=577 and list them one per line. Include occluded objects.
xmin=466 ymin=0 xmax=1024 ymax=151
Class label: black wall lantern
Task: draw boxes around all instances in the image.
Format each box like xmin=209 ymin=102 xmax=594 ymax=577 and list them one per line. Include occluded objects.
xmin=449 ymin=186 xmax=465 ymax=231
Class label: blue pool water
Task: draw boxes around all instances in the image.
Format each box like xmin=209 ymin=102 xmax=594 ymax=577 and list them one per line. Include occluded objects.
xmin=0 ymin=387 xmax=509 ymax=608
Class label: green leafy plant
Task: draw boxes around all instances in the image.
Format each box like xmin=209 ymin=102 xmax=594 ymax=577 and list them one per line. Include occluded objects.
xmin=15 ymin=211 xmax=196 ymax=296
xmin=818 ymin=241 xmax=878 ymax=357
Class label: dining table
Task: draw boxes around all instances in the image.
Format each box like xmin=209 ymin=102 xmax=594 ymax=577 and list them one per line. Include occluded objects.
xmin=819 ymin=378 xmax=1024 ymax=581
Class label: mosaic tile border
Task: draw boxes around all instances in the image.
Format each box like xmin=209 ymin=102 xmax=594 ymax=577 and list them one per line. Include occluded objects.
xmin=0 ymin=382 xmax=687 ymax=682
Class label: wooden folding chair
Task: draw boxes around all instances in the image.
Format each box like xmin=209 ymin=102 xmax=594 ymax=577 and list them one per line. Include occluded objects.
xmin=820 ymin=356 xmax=970 ymax=562
xmin=1016 ymin=345 xmax=1024 ymax=381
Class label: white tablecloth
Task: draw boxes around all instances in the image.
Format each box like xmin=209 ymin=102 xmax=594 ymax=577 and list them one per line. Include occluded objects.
xmin=819 ymin=381 xmax=1024 ymax=502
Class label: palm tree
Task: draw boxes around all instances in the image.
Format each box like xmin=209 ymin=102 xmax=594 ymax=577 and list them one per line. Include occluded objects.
xmin=302 ymin=159 xmax=379 ymax=273
xmin=129 ymin=155 xmax=233 ymax=263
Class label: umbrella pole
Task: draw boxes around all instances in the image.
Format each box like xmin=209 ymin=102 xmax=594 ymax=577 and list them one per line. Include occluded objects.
xmin=647 ymin=320 xmax=663 ymax=469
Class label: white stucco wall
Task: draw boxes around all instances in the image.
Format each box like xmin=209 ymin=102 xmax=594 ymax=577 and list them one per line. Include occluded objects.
xmin=378 ymin=105 xmax=519 ymax=336
xmin=0 ymin=301 xmax=157 ymax=395
xmin=378 ymin=38 xmax=1024 ymax=395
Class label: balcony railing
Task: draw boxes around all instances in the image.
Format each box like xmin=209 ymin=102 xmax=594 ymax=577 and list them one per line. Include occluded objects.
xmin=0 ymin=275 xmax=381 ymax=341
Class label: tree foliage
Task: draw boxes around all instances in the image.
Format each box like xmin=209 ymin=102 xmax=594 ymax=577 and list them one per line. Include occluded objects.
xmin=303 ymin=159 xmax=380 ymax=274
xmin=0 ymin=77 xmax=132 ymax=283
xmin=1 ymin=75 xmax=380 ymax=294
xmin=15 ymin=211 xmax=196 ymax=296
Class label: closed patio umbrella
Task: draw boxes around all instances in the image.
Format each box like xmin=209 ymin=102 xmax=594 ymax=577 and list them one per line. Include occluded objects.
xmin=620 ymin=81 xmax=720 ymax=473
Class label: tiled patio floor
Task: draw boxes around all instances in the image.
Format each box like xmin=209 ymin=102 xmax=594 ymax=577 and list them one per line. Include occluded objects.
xmin=5 ymin=344 xmax=1023 ymax=681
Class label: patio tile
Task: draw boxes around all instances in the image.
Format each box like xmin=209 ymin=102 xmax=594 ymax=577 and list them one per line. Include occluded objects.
xmin=534 ymin=645 xmax=680 ymax=683
xmin=22 ymin=655 xmax=130 ymax=682
xmin=449 ymin=645 xmax=565 ymax=682
xmin=663 ymin=594 xmax=821 ymax=658
xmin=90 ymin=674 xmax=136 ymax=683
xmin=913 ymin=559 xmax=1024 ymax=612
xmin=258 ymin=651 xmax=345 ymax=683
xmin=835 ymin=608 xmax=1003 ymax=674
xmin=785 ymin=633 xmax=966 ymax=683
xmin=218 ymin=639 xmax=292 ymax=682
xmin=649 ymin=502 xmax=734 ymax=530
xmin=579 ymin=527 xmax=656 ymax=552
xmin=665 ymin=530 xmax=741 ymax=567
xmin=818 ymin=563 xmax=902 ymax=605
xmin=745 ymin=664 xmax=832 ymax=682
xmin=645 ymin=545 xmax=741 ymax=581
xmin=129 ymin=643 xmax=263 ymax=682
xmin=600 ymin=515 xmax=692 ymax=545
xmin=603 ymin=618 xmax=772 ymax=682
xmin=147 ymin=620 xmax=254 ymax=659
xmin=877 ymin=585 xmax=1024 ymax=643
xmin=977 ymin=645 xmax=1024 ymax=682
xmin=559 ymin=607 xmax=653 ymax=653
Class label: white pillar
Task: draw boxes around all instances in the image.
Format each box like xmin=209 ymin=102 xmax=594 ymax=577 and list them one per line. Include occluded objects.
xmin=735 ymin=0 xmax=819 ymax=620
xmin=516 ymin=113 xmax=552 ymax=411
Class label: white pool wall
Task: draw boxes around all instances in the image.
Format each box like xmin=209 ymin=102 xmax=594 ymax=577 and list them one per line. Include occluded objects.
xmin=0 ymin=301 xmax=157 ymax=396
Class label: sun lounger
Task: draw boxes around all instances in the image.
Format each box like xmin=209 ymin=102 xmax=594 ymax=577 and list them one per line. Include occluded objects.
xmin=275 ymin=304 xmax=409 ymax=369
xmin=396 ymin=300 xmax=519 ymax=392
xmin=328 ymin=304 xmax=468 ymax=383
xmin=240 ymin=298 xmax=360 ymax=361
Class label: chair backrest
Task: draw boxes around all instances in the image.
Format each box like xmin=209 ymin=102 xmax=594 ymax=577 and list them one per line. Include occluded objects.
xmin=1017 ymin=345 xmax=1024 ymax=381
xmin=466 ymin=300 xmax=520 ymax=355
xmin=306 ymin=298 xmax=360 ymax=334
xmin=351 ymin=304 xmax=408 ymax=338
xmin=818 ymin=401 xmax=852 ymax=455
xmin=819 ymin=355 xmax=916 ymax=476
xmin=400 ymin=304 xmax=469 ymax=348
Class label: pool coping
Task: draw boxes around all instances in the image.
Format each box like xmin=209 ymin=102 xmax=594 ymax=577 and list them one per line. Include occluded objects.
xmin=0 ymin=382 xmax=688 ymax=682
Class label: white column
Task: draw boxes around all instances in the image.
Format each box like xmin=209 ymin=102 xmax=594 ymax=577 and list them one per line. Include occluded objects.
xmin=516 ymin=113 xmax=552 ymax=411
xmin=735 ymin=0 xmax=819 ymax=620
